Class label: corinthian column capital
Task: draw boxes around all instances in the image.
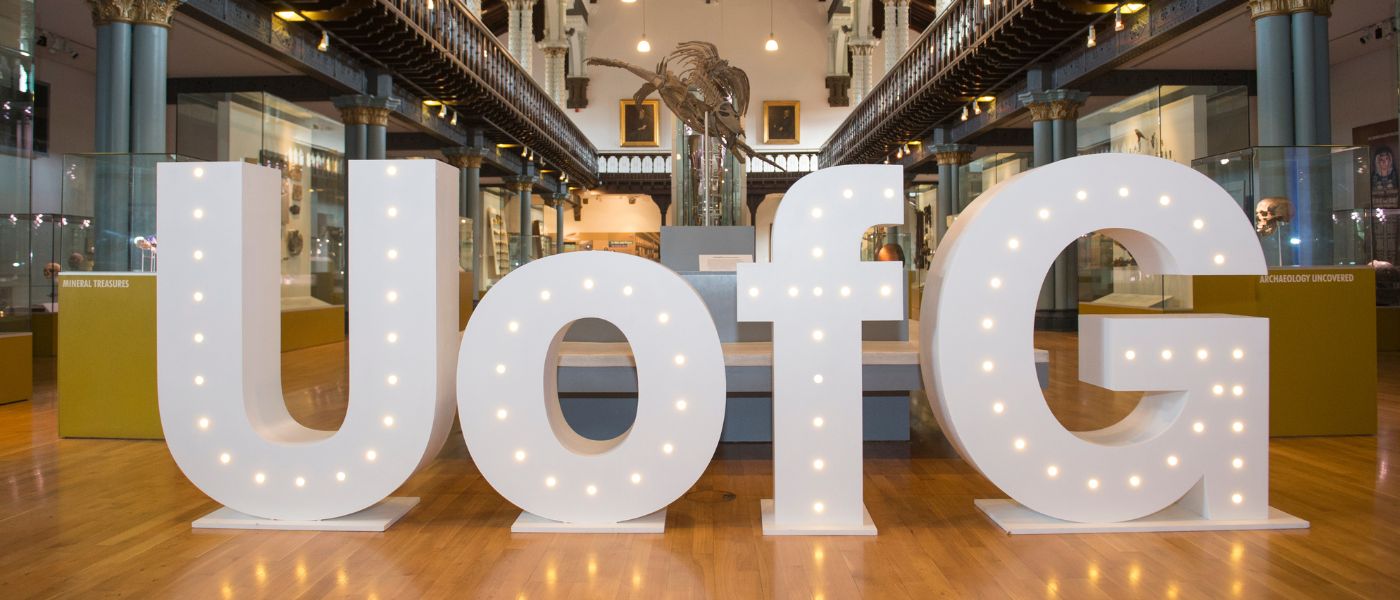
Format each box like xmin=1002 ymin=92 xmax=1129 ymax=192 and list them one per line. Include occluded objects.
xmin=87 ymin=0 xmax=136 ymax=27
xmin=133 ymin=0 xmax=184 ymax=27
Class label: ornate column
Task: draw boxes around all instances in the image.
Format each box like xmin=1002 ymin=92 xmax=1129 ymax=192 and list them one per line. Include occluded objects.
xmin=1021 ymin=89 xmax=1088 ymax=329
xmin=564 ymin=1 xmax=590 ymax=108
xmin=444 ymin=148 xmax=488 ymax=300
xmin=895 ymin=0 xmax=910 ymax=58
xmin=882 ymin=0 xmax=899 ymax=72
xmin=130 ymin=0 xmax=181 ymax=154
xmin=508 ymin=175 xmax=537 ymax=266
xmin=540 ymin=0 xmax=568 ymax=106
xmin=931 ymin=144 xmax=973 ymax=244
xmin=883 ymin=0 xmax=909 ymax=72
xmin=826 ymin=7 xmax=852 ymax=107
xmin=87 ymin=0 xmax=134 ymax=153
xmin=333 ymin=96 xmax=398 ymax=160
xmin=505 ymin=0 xmax=537 ymax=76
xmin=849 ymin=0 xmax=877 ymax=104
xmin=1251 ymin=0 xmax=1294 ymax=145
xmin=544 ymin=191 xmax=568 ymax=255
xmin=1021 ymin=94 xmax=1055 ymax=169
xmin=849 ymin=43 xmax=877 ymax=104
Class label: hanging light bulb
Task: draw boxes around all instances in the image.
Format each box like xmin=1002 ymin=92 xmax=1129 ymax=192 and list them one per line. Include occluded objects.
xmin=961 ymin=106 xmax=969 ymax=121
xmin=317 ymin=31 xmax=329 ymax=52
xmin=450 ymin=110 xmax=457 ymax=126
xmin=1114 ymin=8 xmax=1124 ymax=31
xmin=973 ymin=100 xmax=982 ymax=115
xmin=438 ymin=104 xmax=447 ymax=118
xmin=637 ymin=0 xmax=650 ymax=53
xmin=1087 ymin=26 xmax=1097 ymax=48
xmin=764 ymin=0 xmax=778 ymax=52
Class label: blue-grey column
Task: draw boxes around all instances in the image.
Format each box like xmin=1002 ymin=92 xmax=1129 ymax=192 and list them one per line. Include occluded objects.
xmin=332 ymin=96 xmax=398 ymax=160
xmin=1254 ymin=6 xmax=1294 ymax=146
xmin=444 ymin=149 xmax=486 ymax=299
xmin=92 ymin=8 xmax=133 ymax=272
xmin=466 ymin=165 xmax=484 ymax=298
xmin=1019 ymin=91 xmax=1054 ymax=168
xmin=512 ymin=178 xmax=535 ymax=266
xmin=1311 ymin=8 xmax=1332 ymax=143
xmin=1290 ymin=9 xmax=1318 ymax=145
xmin=934 ymin=159 xmax=953 ymax=243
xmin=94 ymin=21 xmax=131 ymax=153
xmin=130 ymin=22 xmax=168 ymax=153
xmin=346 ymin=124 xmax=366 ymax=160
xmin=366 ymin=123 xmax=387 ymax=160
xmin=555 ymin=198 xmax=566 ymax=254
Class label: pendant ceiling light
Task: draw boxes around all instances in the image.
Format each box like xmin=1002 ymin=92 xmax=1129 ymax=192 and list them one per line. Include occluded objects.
xmin=637 ymin=0 xmax=651 ymax=53
xmin=764 ymin=0 xmax=778 ymax=52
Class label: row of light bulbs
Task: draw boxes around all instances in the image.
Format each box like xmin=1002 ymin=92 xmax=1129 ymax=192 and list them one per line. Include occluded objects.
xmin=627 ymin=0 xmax=781 ymax=53
xmin=974 ymin=180 xmax=1246 ymax=508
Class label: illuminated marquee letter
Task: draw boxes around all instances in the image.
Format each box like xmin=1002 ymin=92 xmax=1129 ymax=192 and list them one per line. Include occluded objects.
xmin=921 ymin=154 xmax=1307 ymax=532
xmin=458 ymin=251 xmax=726 ymax=532
xmin=736 ymin=165 xmax=905 ymax=535
xmin=157 ymin=160 xmax=460 ymax=526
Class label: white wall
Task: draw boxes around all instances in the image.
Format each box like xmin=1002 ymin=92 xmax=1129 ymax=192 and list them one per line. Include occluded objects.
xmin=569 ymin=194 xmax=661 ymax=234
xmin=1330 ymin=42 xmax=1397 ymax=145
xmin=538 ymin=0 xmax=853 ymax=153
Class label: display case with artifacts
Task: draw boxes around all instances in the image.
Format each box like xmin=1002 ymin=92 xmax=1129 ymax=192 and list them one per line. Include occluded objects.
xmin=175 ymin=91 xmax=346 ymax=350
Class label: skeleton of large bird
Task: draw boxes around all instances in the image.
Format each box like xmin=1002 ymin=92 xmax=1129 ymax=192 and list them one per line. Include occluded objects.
xmin=586 ymin=42 xmax=783 ymax=171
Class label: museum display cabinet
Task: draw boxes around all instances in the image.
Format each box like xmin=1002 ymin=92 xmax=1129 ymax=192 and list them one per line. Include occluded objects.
xmin=960 ymin=152 xmax=1030 ymax=211
xmin=1076 ymin=86 xmax=1252 ymax=311
xmin=1192 ymin=146 xmax=1372 ymax=268
xmin=0 ymin=0 xmax=32 ymax=407
xmin=176 ymin=91 xmax=347 ymax=318
xmin=57 ymin=153 xmax=188 ymax=437
xmin=1192 ymin=148 xmax=1378 ymax=436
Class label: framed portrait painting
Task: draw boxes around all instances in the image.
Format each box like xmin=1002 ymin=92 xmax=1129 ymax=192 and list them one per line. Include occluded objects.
xmin=620 ymin=99 xmax=661 ymax=147
xmin=762 ymin=101 xmax=800 ymax=145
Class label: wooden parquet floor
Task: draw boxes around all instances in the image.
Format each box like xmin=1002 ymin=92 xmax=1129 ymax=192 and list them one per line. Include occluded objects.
xmin=0 ymin=333 xmax=1396 ymax=599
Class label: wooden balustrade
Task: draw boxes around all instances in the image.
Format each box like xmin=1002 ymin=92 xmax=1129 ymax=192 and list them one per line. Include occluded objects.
xmin=819 ymin=0 xmax=1095 ymax=167
xmin=313 ymin=0 xmax=600 ymax=186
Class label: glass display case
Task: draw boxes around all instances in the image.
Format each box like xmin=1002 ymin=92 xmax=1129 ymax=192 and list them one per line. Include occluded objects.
xmin=25 ymin=212 xmax=92 ymax=310
xmin=1192 ymin=146 xmax=1371 ymax=268
xmin=1078 ymin=85 xmax=1250 ymax=163
xmin=176 ymin=91 xmax=346 ymax=309
xmin=0 ymin=1 xmax=35 ymax=332
xmin=960 ymin=152 xmax=1031 ymax=211
xmin=1076 ymin=86 xmax=1251 ymax=311
xmin=60 ymin=153 xmax=184 ymax=274
xmin=671 ymin=119 xmax=746 ymax=226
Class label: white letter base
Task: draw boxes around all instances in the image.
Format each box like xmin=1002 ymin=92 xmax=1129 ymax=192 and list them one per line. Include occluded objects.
xmin=760 ymin=499 xmax=877 ymax=536
xmin=975 ymin=499 xmax=1308 ymax=535
xmin=511 ymin=509 xmax=667 ymax=534
xmin=191 ymin=497 xmax=419 ymax=532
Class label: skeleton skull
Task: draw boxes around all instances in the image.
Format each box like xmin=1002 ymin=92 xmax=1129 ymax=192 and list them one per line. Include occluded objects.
xmin=1255 ymin=196 xmax=1293 ymax=236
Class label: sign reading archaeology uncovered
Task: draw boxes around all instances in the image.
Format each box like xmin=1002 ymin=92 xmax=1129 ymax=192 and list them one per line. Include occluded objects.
xmin=154 ymin=156 xmax=1307 ymax=535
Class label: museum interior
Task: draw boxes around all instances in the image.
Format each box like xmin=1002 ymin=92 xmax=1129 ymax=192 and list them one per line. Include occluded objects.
xmin=1 ymin=0 xmax=1399 ymax=597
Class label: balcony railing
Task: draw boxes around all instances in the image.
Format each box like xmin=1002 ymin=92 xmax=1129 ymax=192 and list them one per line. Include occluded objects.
xmin=598 ymin=151 xmax=821 ymax=175
xmin=300 ymin=0 xmax=599 ymax=187
xmin=820 ymin=0 xmax=1097 ymax=166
